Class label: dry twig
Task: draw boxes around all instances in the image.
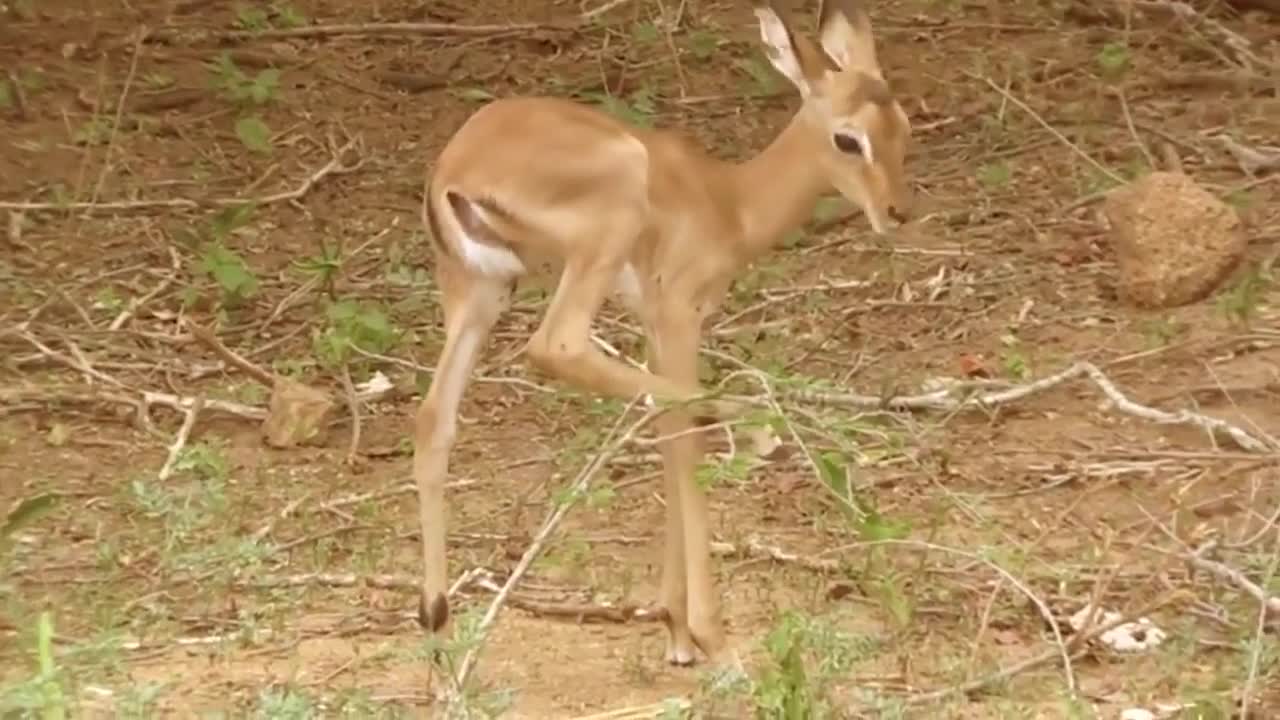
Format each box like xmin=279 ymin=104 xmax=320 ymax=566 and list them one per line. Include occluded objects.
xmin=156 ymin=396 xmax=204 ymax=481
xmin=449 ymin=399 xmax=659 ymax=695
xmin=1184 ymin=544 xmax=1280 ymax=617
xmin=785 ymin=361 xmax=1275 ymax=453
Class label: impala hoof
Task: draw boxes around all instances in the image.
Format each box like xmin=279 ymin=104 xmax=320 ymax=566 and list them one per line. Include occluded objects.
xmin=665 ymin=644 xmax=697 ymax=667
xmin=417 ymin=591 xmax=450 ymax=633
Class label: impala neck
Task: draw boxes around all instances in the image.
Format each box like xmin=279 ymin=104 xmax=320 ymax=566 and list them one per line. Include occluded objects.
xmin=730 ymin=110 xmax=832 ymax=262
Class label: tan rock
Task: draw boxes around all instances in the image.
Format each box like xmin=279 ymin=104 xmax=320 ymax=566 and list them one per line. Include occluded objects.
xmin=261 ymin=377 xmax=335 ymax=448
xmin=1104 ymin=171 xmax=1245 ymax=308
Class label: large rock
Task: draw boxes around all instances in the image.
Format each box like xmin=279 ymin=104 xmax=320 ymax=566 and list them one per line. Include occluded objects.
xmin=1104 ymin=171 xmax=1245 ymax=308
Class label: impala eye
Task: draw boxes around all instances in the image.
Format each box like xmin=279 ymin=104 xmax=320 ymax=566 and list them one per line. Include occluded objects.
xmin=833 ymin=132 xmax=863 ymax=156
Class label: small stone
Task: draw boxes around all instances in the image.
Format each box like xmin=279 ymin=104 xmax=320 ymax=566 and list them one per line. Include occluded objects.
xmin=261 ymin=377 xmax=335 ymax=448
xmin=1104 ymin=171 xmax=1246 ymax=308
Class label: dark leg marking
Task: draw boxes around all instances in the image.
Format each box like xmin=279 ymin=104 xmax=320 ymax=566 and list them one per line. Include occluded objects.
xmin=417 ymin=591 xmax=450 ymax=633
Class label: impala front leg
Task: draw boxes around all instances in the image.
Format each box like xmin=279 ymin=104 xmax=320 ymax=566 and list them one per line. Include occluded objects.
xmin=651 ymin=308 xmax=733 ymax=666
xmin=646 ymin=341 xmax=695 ymax=666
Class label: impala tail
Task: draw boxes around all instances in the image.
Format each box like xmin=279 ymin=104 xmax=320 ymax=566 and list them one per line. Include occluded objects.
xmin=423 ymin=184 xmax=527 ymax=278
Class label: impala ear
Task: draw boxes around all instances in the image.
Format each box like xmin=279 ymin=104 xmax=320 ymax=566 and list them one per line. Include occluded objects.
xmin=753 ymin=0 xmax=831 ymax=97
xmin=818 ymin=0 xmax=881 ymax=73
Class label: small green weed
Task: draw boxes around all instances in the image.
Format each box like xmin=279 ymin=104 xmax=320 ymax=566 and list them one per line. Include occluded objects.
xmin=177 ymin=204 xmax=261 ymax=312
xmin=1096 ymin=42 xmax=1131 ymax=78
xmin=1215 ymin=263 xmax=1272 ymax=327
xmin=976 ymin=160 xmax=1012 ymax=190
xmin=312 ymin=299 xmax=401 ymax=367
xmin=0 ymin=611 xmax=71 ymax=719
xmin=209 ymin=53 xmax=280 ymax=154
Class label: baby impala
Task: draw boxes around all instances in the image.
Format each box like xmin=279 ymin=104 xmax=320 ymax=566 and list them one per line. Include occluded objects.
xmin=413 ymin=0 xmax=912 ymax=667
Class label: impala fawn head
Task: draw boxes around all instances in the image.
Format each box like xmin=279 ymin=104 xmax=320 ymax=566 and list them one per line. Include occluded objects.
xmin=755 ymin=0 xmax=912 ymax=233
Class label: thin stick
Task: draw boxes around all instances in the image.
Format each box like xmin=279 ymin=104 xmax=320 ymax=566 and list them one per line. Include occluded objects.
xmin=1115 ymin=86 xmax=1156 ymax=170
xmin=88 ymin=28 xmax=147 ymax=208
xmin=12 ymin=331 xmax=129 ymax=389
xmin=340 ymin=363 xmax=362 ymax=464
xmin=109 ymin=247 xmax=180 ymax=331
xmin=156 ymin=397 xmax=204 ymax=481
xmin=1240 ymin=531 xmax=1280 ymax=719
xmin=789 ymin=361 xmax=1274 ymax=453
xmin=824 ymin=538 xmax=1077 ymax=692
xmin=186 ymin=322 xmax=276 ymax=386
xmin=1182 ymin=548 xmax=1280 ymax=616
xmin=142 ymin=390 xmax=265 ymax=420
xmin=886 ymin=591 xmax=1186 ymax=708
xmin=0 ymin=135 xmax=363 ymax=213
xmin=450 ymin=400 xmax=659 ymax=693
xmin=975 ymin=75 xmax=1125 ymax=185
xmin=152 ymin=0 xmax=638 ymax=44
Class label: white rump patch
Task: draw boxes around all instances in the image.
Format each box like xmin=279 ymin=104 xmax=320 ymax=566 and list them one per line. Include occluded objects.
xmin=447 ymin=197 xmax=526 ymax=278
xmin=456 ymin=229 xmax=526 ymax=278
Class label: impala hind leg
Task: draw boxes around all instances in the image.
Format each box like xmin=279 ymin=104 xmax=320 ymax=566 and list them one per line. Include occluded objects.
xmin=415 ymin=269 xmax=509 ymax=636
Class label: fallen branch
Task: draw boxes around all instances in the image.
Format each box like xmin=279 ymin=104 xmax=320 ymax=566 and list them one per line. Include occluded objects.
xmin=469 ymin=572 xmax=663 ymax=624
xmin=144 ymin=0 xmax=635 ymax=43
xmin=142 ymin=390 xmax=265 ymax=421
xmin=450 ymin=399 xmax=660 ymax=694
xmin=109 ymin=247 xmax=181 ymax=331
xmin=1215 ymin=134 xmax=1280 ymax=176
xmin=156 ymin=397 xmax=204 ymax=481
xmin=568 ymin=700 xmax=693 ymax=720
xmin=820 ymin=538 xmax=1078 ymax=691
xmin=245 ymin=572 xmax=418 ymax=592
xmin=186 ymin=322 xmax=275 ymax=386
xmin=11 ymin=330 xmax=130 ymax=390
xmin=710 ymin=537 xmax=840 ymax=573
xmin=0 ymin=133 xmax=364 ymax=214
xmin=1129 ymin=0 xmax=1271 ymax=70
xmin=878 ymin=590 xmax=1188 ymax=709
xmin=788 ymin=361 xmax=1276 ymax=453
xmin=1184 ymin=544 xmax=1280 ymax=617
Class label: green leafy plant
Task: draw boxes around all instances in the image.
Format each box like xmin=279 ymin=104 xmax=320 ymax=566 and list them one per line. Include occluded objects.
xmin=72 ymin=117 xmax=113 ymax=146
xmin=1096 ymin=42 xmax=1131 ymax=78
xmin=293 ymin=242 xmax=343 ymax=296
xmin=312 ymin=299 xmax=401 ymax=367
xmin=234 ymin=2 xmax=306 ymax=31
xmin=179 ymin=204 xmax=261 ymax=311
xmin=210 ymin=54 xmax=279 ymax=107
xmin=976 ymin=160 xmax=1012 ymax=190
xmin=581 ymin=87 xmax=657 ymax=128
xmin=209 ymin=53 xmax=279 ymax=153
xmin=1 ymin=493 xmax=60 ymax=556
xmin=0 ymin=612 xmax=70 ymax=719
xmin=1216 ymin=263 xmax=1272 ymax=327
xmin=750 ymin=611 xmax=878 ymax=719
xmin=234 ymin=3 xmax=271 ymax=31
xmin=735 ymin=55 xmax=783 ymax=97
xmin=271 ymin=2 xmax=307 ymax=28
xmin=999 ymin=333 xmax=1031 ymax=380
xmin=198 ymin=242 xmax=259 ymax=308
xmin=234 ymin=116 xmax=272 ymax=154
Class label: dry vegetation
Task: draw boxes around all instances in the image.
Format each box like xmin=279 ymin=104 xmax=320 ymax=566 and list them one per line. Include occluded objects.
xmin=2 ymin=0 xmax=1279 ymax=718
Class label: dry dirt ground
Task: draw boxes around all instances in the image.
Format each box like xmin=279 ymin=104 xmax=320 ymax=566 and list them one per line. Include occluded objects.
xmin=2 ymin=0 xmax=1280 ymax=718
